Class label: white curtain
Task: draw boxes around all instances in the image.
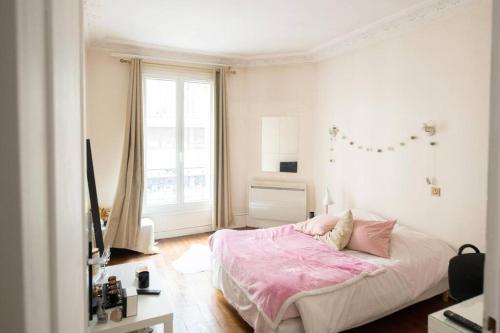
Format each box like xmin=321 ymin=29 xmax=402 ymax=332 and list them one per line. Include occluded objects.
xmin=213 ymin=68 xmax=233 ymax=229
xmin=104 ymin=58 xmax=144 ymax=249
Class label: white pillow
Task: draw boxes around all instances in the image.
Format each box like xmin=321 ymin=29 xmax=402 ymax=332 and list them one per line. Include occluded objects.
xmin=315 ymin=210 xmax=353 ymax=250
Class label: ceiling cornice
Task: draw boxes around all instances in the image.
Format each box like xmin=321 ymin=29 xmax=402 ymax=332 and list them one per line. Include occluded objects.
xmin=86 ymin=0 xmax=478 ymax=68
xmin=311 ymin=0 xmax=477 ymax=61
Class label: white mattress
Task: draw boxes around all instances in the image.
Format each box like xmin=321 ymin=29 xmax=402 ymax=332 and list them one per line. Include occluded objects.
xmin=212 ymin=224 xmax=456 ymax=333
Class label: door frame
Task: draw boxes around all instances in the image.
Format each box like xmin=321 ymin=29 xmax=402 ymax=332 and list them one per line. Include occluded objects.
xmin=0 ymin=0 xmax=86 ymax=332
xmin=484 ymin=1 xmax=500 ymax=331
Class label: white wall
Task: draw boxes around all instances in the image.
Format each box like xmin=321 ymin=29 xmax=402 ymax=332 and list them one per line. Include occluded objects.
xmin=85 ymin=48 xmax=129 ymax=208
xmin=85 ymin=54 xmax=317 ymax=228
xmin=86 ymin=2 xmax=491 ymax=246
xmin=227 ymin=64 xmax=317 ymax=226
xmin=313 ymin=0 xmax=492 ymax=250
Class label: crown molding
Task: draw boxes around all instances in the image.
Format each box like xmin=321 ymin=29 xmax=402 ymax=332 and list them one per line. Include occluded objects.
xmin=85 ymin=0 xmax=478 ymax=68
xmin=311 ymin=0 xmax=477 ymax=61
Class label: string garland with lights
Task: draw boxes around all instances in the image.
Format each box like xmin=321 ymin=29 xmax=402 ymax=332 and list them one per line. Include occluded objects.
xmin=328 ymin=122 xmax=437 ymax=163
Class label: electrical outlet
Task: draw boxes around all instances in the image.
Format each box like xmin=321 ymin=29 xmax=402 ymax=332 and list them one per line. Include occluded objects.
xmin=431 ymin=186 xmax=441 ymax=197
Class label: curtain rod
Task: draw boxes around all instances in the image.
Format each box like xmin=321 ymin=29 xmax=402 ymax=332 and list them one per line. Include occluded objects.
xmin=113 ymin=52 xmax=237 ymax=73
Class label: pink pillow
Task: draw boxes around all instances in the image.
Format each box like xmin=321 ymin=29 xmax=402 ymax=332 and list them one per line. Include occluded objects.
xmin=347 ymin=219 xmax=396 ymax=258
xmin=293 ymin=214 xmax=339 ymax=236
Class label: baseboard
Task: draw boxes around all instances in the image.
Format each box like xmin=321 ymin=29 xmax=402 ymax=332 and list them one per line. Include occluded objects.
xmin=154 ymin=213 xmax=249 ymax=239
xmin=155 ymin=225 xmax=213 ymax=239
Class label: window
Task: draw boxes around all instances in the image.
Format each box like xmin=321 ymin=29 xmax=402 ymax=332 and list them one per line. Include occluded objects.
xmin=143 ymin=68 xmax=213 ymax=212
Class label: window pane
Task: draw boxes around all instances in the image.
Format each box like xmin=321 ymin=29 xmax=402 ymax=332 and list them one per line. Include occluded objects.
xmin=145 ymin=78 xmax=177 ymax=206
xmin=184 ymin=81 xmax=211 ymax=203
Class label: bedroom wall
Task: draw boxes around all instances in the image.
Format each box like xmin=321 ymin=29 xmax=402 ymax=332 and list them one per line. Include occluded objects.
xmin=227 ymin=64 xmax=317 ymax=226
xmin=85 ymin=1 xmax=491 ymax=243
xmin=313 ymin=0 xmax=492 ymax=250
xmin=86 ymin=49 xmax=217 ymax=235
xmin=85 ymin=49 xmax=317 ymax=228
xmin=85 ymin=48 xmax=129 ymax=208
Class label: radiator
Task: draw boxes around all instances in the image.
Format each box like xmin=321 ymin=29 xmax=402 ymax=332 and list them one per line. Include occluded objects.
xmin=248 ymin=180 xmax=307 ymax=223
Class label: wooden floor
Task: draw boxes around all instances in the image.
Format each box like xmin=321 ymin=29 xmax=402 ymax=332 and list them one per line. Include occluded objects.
xmin=110 ymin=232 xmax=451 ymax=333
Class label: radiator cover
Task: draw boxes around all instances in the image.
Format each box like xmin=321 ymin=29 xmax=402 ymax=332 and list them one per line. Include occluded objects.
xmin=248 ymin=180 xmax=307 ymax=224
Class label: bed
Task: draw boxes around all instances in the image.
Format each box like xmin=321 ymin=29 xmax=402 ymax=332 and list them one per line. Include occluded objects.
xmin=209 ymin=212 xmax=456 ymax=333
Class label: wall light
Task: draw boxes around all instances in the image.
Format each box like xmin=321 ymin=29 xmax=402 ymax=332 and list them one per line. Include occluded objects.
xmin=323 ymin=188 xmax=333 ymax=214
xmin=422 ymin=121 xmax=436 ymax=136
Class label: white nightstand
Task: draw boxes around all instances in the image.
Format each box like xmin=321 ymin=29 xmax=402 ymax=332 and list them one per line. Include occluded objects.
xmin=428 ymin=295 xmax=483 ymax=333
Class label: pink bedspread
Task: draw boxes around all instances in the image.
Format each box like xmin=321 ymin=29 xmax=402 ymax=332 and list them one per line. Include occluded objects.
xmin=209 ymin=225 xmax=381 ymax=327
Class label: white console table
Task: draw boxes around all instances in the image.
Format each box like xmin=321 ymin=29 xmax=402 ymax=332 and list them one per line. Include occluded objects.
xmin=428 ymin=295 xmax=483 ymax=333
xmin=88 ymin=260 xmax=173 ymax=333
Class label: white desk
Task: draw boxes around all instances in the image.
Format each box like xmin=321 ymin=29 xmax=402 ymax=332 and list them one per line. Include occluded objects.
xmin=428 ymin=295 xmax=483 ymax=333
xmin=88 ymin=260 xmax=173 ymax=333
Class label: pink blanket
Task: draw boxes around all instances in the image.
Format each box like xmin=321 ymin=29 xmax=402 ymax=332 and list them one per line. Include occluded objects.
xmin=209 ymin=225 xmax=381 ymax=327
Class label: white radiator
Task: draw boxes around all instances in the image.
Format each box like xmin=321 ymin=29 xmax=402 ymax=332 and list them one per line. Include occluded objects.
xmin=248 ymin=180 xmax=307 ymax=225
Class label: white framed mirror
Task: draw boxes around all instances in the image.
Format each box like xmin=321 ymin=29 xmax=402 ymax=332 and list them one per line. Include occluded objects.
xmin=261 ymin=116 xmax=299 ymax=173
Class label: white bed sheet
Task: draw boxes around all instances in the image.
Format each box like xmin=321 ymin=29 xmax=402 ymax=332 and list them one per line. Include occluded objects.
xmin=212 ymin=224 xmax=456 ymax=333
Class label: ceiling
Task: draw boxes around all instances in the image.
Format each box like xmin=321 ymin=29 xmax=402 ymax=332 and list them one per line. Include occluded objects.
xmin=84 ymin=0 xmax=471 ymax=64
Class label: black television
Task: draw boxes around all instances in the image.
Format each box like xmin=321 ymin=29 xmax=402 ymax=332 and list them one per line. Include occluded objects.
xmin=86 ymin=139 xmax=105 ymax=321
xmin=86 ymin=139 xmax=105 ymax=256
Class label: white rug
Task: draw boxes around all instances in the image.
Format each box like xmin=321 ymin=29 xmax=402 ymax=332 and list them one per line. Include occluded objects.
xmin=172 ymin=244 xmax=212 ymax=273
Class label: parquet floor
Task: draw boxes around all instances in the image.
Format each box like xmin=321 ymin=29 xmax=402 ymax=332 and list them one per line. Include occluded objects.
xmin=109 ymin=232 xmax=451 ymax=333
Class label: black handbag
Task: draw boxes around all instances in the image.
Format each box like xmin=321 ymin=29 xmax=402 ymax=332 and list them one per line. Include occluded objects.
xmin=448 ymin=244 xmax=485 ymax=302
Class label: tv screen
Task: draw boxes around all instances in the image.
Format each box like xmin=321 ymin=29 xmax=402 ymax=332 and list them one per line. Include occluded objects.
xmin=86 ymin=139 xmax=105 ymax=256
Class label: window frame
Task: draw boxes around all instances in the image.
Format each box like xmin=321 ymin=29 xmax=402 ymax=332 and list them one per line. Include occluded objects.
xmin=142 ymin=66 xmax=214 ymax=216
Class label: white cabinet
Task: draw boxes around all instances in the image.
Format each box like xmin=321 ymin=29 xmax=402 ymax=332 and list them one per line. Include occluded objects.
xmin=428 ymin=295 xmax=483 ymax=333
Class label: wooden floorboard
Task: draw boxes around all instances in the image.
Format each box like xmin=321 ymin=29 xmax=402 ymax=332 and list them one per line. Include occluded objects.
xmin=109 ymin=232 xmax=450 ymax=333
